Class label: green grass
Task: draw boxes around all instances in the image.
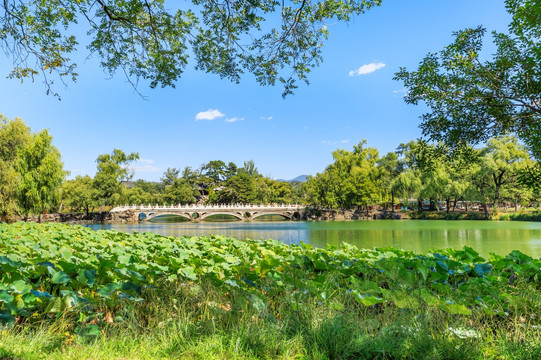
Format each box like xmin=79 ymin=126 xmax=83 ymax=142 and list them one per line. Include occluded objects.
xmin=408 ymin=211 xmax=487 ymax=220
xmin=499 ymin=212 xmax=541 ymax=222
xmin=1 ymin=223 xmax=541 ymax=359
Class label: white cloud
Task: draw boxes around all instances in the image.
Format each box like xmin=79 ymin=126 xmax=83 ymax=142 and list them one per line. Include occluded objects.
xmin=225 ymin=117 xmax=244 ymax=123
xmin=195 ymin=109 xmax=225 ymax=121
xmin=341 ymin=139 xmax=351 ymax=144
xmin=349 ymin=62 xmax=386 ymax=76
xmin=260 ymin=116 xmax=273 ymax=120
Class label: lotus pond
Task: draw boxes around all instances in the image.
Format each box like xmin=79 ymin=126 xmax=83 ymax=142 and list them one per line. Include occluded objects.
xmin=1 ymin=222 xmax=541 ymax=359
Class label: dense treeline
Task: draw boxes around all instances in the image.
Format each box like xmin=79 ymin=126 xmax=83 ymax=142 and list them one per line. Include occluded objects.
xmin=305 ymin=137 xmax=539 ymax=219
xmin=64 ymin=158 xmax=305 ymax=214
xmin=1 ymin=115 xmax=540 ymax=221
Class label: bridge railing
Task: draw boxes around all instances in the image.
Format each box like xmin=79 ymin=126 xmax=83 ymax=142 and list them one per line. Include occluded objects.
xmin=111 ymin=203 xmax=305 ymax=212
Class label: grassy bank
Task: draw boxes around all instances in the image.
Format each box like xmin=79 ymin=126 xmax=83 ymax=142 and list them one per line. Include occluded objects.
xmin=498 ymin=212 xmax=541 ymax=222
xmin=407 ymin=211 xmax=487 ymax=220
xmin=407 ymin=210 xmax=541 ymax=222
xmin=1 ymin=223 xmax=541 ymax=359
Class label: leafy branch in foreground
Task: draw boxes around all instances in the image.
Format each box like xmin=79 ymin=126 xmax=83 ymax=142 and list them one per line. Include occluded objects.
xmin=0 ymin=0 xmax=381 ymax=97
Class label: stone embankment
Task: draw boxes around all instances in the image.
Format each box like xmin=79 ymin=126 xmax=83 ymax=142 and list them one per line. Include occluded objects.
xmin=38 ymin=210 xmax=139 ymax=224
xmin=302 ymin=208 xmax=401 ymax=221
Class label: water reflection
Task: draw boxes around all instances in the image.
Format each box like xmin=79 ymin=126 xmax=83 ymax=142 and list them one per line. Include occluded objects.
xmin=85 ymin=220 xmax=541 ymax=257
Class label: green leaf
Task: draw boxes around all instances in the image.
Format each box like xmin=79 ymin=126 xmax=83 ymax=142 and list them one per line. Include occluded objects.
xmin=420 ymin=288 xmax=439 ymax=306
xmin=474 ymin=263 xmax=492 ymax=277
xmin=439 ymin=301 xmax=471 ymax=315
xmin=77 ymin=269 xmax=95 ymax=287
xmin=0 ymin=313 xmax=15 ymax=327
xmin=0 ymin=290 xmax=14 ymax=303
xmin=49 ymin=267 xmax=71 ymax=285
xmin=11 ymin=280 xmax=32 ymax=295
xmin=45 ymin=297 xmax=65 ymax=313
xmin=418 ymin=265 xmax=429 ymax=281
xmin=117 ymin=255 xmax=132 ymax=264
xmin=97 ymin=283 xmax=120 ymax=298
xmin=179 ymin=266 xmax=198 ymax=281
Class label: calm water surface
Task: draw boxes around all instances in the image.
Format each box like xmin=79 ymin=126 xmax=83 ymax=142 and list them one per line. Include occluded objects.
xmin=87 ymin=220 xmax=541 ymax=257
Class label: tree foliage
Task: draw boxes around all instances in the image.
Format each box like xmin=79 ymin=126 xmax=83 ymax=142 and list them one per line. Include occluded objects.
xmin=0 ymin=0 xmax=381 ymax=97
xmin=62 ymin=175 xmax=97 ymax=215
xmin=93 ymin=149 xmax=139 ymax=206
xmin=394 ymin=0 xmax=541 ymax=160
xmin=0 ymin=114 xmax=65 ymax=220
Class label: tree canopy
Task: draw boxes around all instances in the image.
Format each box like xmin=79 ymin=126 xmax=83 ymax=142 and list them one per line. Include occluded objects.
xmin=0 ymin=114 xmax=66 ymax=220
xmin=394 ymin=0 xmax=541 ymax=159
xmin=1 ymin=0 xmax=380 ymax=97
xmin=93 ymin=149 xmax=139 ymax=206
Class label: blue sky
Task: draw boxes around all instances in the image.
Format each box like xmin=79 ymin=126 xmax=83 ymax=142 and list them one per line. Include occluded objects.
xmin=0 ymin=0 xmax=511 ymax=181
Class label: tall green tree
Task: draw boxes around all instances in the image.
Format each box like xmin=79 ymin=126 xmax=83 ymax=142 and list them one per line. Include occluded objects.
xmin=468 ymin=136 xmax=533 ymax=218
xmin=165 ymin=179 xmax=198 ymax=204
xmin=93 ymin=149 xmax=139 ymax=207
xmin=377 ymin=152 xmax=402 ymax=210
xmin=0 ymin=0 xmax=381 ymax=97
xmin=15 ymin=128 xmax=66 ymax=219
xmin=305 ymin=140 xmax=381 ymax=210
xmin=212 ymin=172 xmax=257 ymax=204
xmin=62 ymin=175 xmax=97 ymax=215
xmin=161 ymin=167 xmax=180 ymax=186
xmin=0 ymin=115 xmax=30 ymax=220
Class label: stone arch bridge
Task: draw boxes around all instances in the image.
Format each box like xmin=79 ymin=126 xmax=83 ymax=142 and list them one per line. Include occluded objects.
xmin=111 ymin=204 xmax=306 ymax=222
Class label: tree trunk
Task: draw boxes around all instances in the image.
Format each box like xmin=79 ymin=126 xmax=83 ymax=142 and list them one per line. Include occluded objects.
xmin=58 ymin=198 xmax=63 ymax=214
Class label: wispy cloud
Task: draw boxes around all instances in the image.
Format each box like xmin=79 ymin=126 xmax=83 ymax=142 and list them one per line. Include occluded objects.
xmin=134 ymin=158 xmax=159 ymax=172
xmin=322 ymin=139 xmax=351 ymax=146
xmin=349 ymin=62 xmax=386 ymax=76
xmin=195 ymin=109 xmax=225 ymax=121
xmin=225 ymin=117 xmax=244 ymax=123
xmin=138 ymin=158 xmax=155 ymax=165
xmin=392 ymin=87 xmax=409 ymax=97
xmin=260 ymin=116 xmax=273 ymax=120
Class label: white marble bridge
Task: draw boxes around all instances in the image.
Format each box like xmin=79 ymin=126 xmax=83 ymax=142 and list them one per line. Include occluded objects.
xmin=111 ymin=204 xmax=306 ymax=222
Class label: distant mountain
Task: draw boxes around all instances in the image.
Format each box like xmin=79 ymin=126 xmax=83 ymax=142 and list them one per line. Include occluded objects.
xmin=277 ymin=175 xmax=308 ymax=183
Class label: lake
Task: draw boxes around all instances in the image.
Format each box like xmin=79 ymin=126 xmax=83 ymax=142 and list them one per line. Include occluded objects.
xmin=85 ymin=219 xmax=541 ymax=258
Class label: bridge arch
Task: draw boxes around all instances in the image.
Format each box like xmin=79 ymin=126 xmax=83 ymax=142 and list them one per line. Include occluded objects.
xmin=199 ymin=212 xmax=244 ymax=221
xmin=144 ymin=212 xmax=192 ymax=221
xmin=251 ymin=212 xmax=292 ymax=221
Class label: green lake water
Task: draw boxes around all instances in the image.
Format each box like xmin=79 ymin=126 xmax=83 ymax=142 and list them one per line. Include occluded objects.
xmin=87 ymin=219 xmax=541 ymax=258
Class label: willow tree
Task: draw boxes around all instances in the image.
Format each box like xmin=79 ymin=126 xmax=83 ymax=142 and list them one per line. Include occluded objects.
xmin=0 ymin=115 xmax=66 ymax=220
xmin=1 ymin=0 xmax=381 ymax=97
xmin=0 ymin=115 xmax=30 ymax=219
